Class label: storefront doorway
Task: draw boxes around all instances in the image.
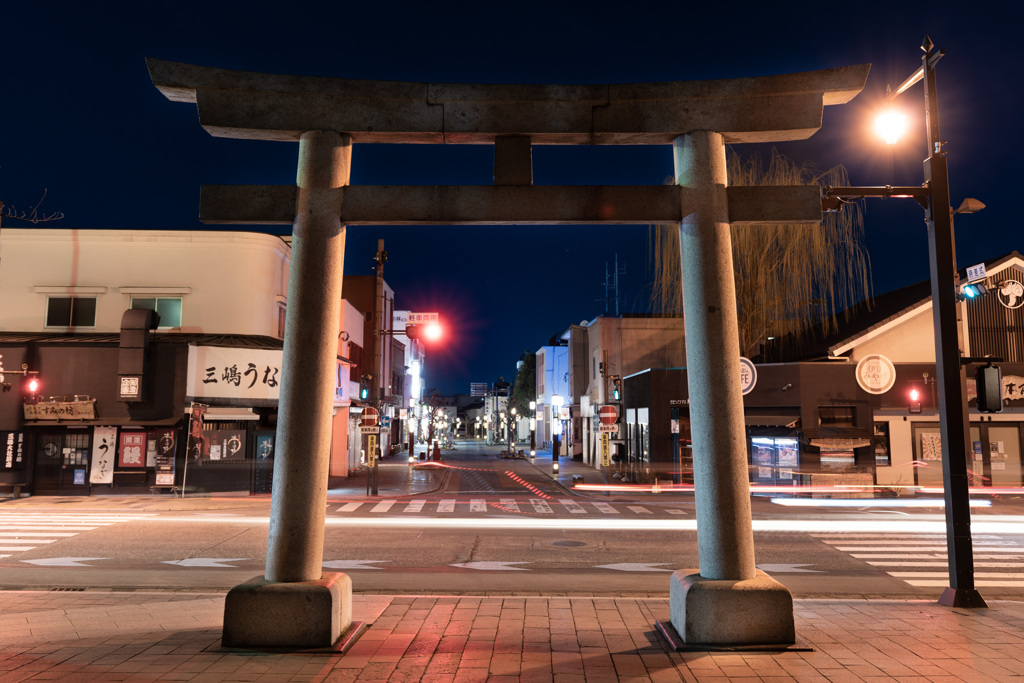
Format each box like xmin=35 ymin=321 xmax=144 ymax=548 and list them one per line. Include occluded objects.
xmin=32 ymin=429 xmax=91 ymax=495
xmin=913 ymin=422 xmax=1022 ymax=488
xmin=971 ymin=423 xmax=1023 ymax=488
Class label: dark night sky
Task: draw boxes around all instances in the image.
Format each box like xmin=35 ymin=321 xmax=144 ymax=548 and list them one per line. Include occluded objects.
xmin=3 ymin=1 xmax=1021 ymax=395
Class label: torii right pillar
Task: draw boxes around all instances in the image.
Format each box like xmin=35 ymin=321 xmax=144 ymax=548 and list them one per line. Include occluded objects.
xmin=671 ymin=130 xmax=795 ymax=646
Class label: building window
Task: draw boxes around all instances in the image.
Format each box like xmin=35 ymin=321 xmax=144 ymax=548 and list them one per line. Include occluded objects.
xmin=46 ymin=297 xmax=96 ymax=327
xmin=277 ymin=306 xmax=286 ymax=338
xmin=131 ymin=297 xmax=182 ymax=328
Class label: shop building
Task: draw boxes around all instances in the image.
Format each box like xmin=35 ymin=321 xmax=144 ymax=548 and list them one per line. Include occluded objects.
xmin=619 ymin=252 xmax=1024 ymax=491
xmin=0 ymin=229 xmax=412 ymax=496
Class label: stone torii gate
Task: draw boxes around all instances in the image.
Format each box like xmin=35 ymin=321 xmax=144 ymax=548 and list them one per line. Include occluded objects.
xmin=148 ymin=58 xmax=868 ymax=649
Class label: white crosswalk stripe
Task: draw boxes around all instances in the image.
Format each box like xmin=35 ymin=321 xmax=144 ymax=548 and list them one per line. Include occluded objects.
xmin=814 ymin=532 xmax=1024 ymax=588
xmin=329 ymin=500 xmax=697 ymax=517
xmin=530 ymin=499 xmax=553 ymax=514
xmin=559 ymin=498 xmax=586 ymax=514
xmin=0 ymin=512 xmax=155 ymax=556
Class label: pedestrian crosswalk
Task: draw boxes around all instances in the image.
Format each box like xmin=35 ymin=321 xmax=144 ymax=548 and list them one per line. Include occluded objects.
xmin=333 ymin=499 xmax=690 ymax=518
xmin=814 ymin=533 xmax=1024 ymax=588
xmin=0 ymin=513 xmax=156 ymax=558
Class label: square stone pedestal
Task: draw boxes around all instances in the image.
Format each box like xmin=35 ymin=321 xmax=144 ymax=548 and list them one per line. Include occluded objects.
xmin=222 ymin=572 xmax=352 ymax=649
xmin=669 ymin=568 xmax=794 ymax=646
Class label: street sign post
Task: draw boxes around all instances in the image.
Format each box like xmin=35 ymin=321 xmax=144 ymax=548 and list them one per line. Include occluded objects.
xmin=361 ymin=407 xmax=380 ymax=434
xmin=601 ymin=433 xmax=610 ymax=467
xmin=598 ymin=404 xmax=618 ymax=433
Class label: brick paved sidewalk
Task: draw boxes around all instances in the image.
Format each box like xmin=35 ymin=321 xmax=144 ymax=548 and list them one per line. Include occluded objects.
xmin=2 ymin=590 xmax=1023 ymax=682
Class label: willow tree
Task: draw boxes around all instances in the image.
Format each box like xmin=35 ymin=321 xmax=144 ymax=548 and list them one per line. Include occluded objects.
xmin=649 ymin=149 xmax=870 ymax=358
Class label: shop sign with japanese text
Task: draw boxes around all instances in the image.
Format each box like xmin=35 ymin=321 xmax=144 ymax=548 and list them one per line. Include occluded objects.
xmin=187 ymin=346 xmax=283 ymax=401
xmin=24 ymin=399 xmax=97 ymax=421
xmin=118 ymin=431 xmax=147 ymax=468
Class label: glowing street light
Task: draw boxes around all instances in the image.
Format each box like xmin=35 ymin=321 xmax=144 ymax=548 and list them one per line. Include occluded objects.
xmin=874 ymin=107 xmax=908 ymax=145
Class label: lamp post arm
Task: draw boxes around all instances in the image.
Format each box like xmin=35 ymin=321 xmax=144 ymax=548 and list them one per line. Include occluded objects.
xmin=821 ymin=185 xmax=929 ymax=212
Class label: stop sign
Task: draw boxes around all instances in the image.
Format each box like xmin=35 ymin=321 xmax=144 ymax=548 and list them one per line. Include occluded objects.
xmin=362 ymin=407 xmax=379 ymax=427
xmin=599 ymin=405 xmax=618 ymax=425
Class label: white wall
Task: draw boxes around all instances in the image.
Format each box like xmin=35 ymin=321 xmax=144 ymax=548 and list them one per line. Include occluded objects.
xmin=846 ymin=304 xmax=937 ymax=363
xmin=0 ymin=229 xmax=289 ymax=337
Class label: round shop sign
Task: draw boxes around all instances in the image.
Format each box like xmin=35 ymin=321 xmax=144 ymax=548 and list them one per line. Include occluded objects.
xmin=996 ymin=279 xmax=1023 ymax=310
xmin=739 ymin=357 xmax=757 ymax=395
xmin=856 ymin=354 xmax=896 ymax=395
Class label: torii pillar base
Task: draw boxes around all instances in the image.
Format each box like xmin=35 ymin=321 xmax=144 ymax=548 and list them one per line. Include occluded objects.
xmin=222 ymin=573 xmax=352 ymax=649
xmin=669 ymin=569 xmax=794 ymax=647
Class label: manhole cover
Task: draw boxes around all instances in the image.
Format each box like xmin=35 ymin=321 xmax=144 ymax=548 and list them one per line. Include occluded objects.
xmin=550 ymin=540 xmax=587 ymax=548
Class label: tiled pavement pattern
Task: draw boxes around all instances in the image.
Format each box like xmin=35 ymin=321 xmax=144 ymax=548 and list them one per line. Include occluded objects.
xmin=2 ymin=590 xmax=1024 ymax=681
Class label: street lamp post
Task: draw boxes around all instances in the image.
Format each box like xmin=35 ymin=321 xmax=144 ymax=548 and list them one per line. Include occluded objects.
xmin=826 ymin=37 xmax=985 ymax=608
xmin=509 ymin=407 xmax=517 ymax=453
xmin=529 ymin=400 xmax=536 ymax=457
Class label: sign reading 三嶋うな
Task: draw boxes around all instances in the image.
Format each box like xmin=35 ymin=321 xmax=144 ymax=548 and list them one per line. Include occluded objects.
xmin=855 ymin=354 xmax=896 ymax=395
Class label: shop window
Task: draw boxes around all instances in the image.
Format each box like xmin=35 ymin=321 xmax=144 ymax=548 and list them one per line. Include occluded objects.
xmin=819 ymin=405 xmax=856 ymax=427
xmin=131 ymin=297 xmax=182 ymax=328
xmin=751 ymin=436 xmax=799 ymax=484
xmin=873 ymin=422 xmax=891 ymax=466
xmin=46 ymin=296 xmax=96 ymax=327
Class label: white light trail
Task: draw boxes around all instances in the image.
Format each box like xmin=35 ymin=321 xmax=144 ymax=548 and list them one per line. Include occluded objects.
xmin=770 ymin=498 xmax=992 ymax=508
xmin=133 ymin=515 xmax=1024 ymax=534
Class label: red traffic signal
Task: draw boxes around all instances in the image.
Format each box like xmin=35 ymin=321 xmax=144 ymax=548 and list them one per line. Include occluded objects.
xmin=24 ymin=375 xmax=41 ymax=404
xmin=405 ymin=322 xmax=443 ymax=342
xmin=908 ymin=386 xmax=922 ymax=414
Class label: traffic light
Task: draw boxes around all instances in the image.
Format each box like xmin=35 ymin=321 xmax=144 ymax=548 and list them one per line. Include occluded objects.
xmin=611 ymin=376 xmax=621 ymax=401
xmin=24 ymin=375 xmax=41 ymax=405
xmin=959 ymin=282 xmax=988 ymax=300
xmin=359 ymin=375 xmax=370 ymax=400
xmin=908 ymin=385 xmax=922 ymax=414
xmin=976 ymin=363 xmax=1002 ymax=413
xmin=405 ymin=322 xmax=443 ymax=342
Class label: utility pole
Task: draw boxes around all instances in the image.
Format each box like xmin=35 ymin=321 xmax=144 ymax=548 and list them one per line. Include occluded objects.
xmin=598 ymin=254 xmax=626 ymax=316
xmin=369 ymin=239 xmax=387 ymax=496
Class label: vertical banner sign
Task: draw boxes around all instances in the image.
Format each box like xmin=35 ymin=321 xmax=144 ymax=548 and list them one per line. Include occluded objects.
xmin=601 ymin=433 xmax=610 ymax=467
xmin=118 ymin=431 xmax=147 ymax=468
xmin=187 ymin=403 xmax=207 ymax=462
xmin=153 ymin=429 xmax=177 ymax=486
xmin=89 ymin=426 xmax=117 ymax=484
xmin=253 ymin=433 xmax=275 ymax=494
xmin=368 ymin=435 xmax=377 ymax=467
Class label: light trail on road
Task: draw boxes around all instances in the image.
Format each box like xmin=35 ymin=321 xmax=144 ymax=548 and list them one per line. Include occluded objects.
xmin=120 ymin=514 xmax=1024 ymax=534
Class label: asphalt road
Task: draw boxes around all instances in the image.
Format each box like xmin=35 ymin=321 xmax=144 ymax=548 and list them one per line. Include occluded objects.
xmin=1 ymin=440 xmax=1022 ymax=600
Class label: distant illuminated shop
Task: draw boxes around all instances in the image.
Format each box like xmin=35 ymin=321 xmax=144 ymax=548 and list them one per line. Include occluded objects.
xmin=622 ymin=364 xmax=879 ymax=489
xmin=621 ymin=361 xmax=1024 ymax=492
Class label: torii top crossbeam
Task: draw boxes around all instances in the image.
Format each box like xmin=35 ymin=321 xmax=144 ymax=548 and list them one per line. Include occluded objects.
xmin=146 ymin=59 xmax=869 ymax=228
xmin=148 ymin=59 xmax=868 ymax=146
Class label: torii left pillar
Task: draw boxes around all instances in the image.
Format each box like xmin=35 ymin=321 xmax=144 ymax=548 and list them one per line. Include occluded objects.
xmin=222 ymin=130 xmax=353 ymax=649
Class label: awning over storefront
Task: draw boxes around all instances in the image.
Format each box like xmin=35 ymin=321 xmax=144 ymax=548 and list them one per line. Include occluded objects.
xmin=810 ymin=437 xmax=873 ymax=449
xmin=185 ymin=406 xmax=259 ymax=421
xmin=744 ymin=411 xmax=799 ymax=428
